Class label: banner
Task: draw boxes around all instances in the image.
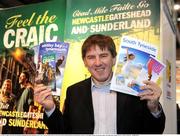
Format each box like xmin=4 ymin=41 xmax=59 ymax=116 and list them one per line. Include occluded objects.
xmin=0 ymin=0 xmax=66 ymax=134
xmin=62 ymin=0 xmax=161 ymax=108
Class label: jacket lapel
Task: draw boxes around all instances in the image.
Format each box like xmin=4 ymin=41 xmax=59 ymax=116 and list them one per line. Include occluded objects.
xmin=82 ymin=78 xmax=94 ymax=124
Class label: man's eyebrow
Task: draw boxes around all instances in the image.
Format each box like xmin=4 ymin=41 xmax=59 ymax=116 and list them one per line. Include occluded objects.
xmin=99 ymin=52 xmax=109 ymax=56
xmin=86 ymin=54 xmax=95 ymax=58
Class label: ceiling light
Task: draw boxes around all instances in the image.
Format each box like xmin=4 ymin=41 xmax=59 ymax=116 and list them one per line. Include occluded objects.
xmin=177 ymin=18 xmax=180 ymax=22
xmin=174 ymin=4 xmax=180 ymax=10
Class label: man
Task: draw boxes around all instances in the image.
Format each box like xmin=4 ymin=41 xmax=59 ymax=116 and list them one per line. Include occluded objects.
xmin=56 ymin=56 xmax=65 ymax=75
xmin=34 ymin=34 xmax=165 ymax=134
xmin=13 ymin=71 xmax=34 ymax=134
xmin=0 ymin=79 xmax=15 ymax=134
xmin=16 ymin=71 xmax=34 ymax=112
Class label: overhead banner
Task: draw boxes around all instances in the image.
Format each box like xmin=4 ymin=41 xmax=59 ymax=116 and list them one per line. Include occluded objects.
xmin=65 ymin=0 xmax=160 ymax=39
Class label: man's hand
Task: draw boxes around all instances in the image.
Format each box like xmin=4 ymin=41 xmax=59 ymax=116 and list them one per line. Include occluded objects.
xmin=138 ymin=80 xmax=162 ymax=113
xmin=34 ymin=84 xmax=55 ymax=111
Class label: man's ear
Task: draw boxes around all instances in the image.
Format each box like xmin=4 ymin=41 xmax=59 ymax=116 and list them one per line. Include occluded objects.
xmin=83 ymin=58 xmax=87 ymax=67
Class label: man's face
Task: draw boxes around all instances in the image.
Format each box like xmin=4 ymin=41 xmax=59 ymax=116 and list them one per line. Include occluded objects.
xmin=19 ymin=73 xmax=27 ymax=84
xmin=83 ymin=45 xmax=116 ymax=84
xmin=2 ymin=81 xmax=11 ymax=95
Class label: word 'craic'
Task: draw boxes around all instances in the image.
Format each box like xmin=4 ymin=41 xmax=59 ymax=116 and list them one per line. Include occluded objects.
xmin=4 ymin=24 xmax=58 ymax=49
xmin=3 ymin=10 xmax=59 ymax=49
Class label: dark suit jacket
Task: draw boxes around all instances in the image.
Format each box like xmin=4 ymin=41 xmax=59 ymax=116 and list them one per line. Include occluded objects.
xmin=44 ymin=78 xmax=165 ymax=134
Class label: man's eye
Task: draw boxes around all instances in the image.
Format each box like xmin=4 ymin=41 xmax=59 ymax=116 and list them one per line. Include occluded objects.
xmin=87 ymin=56 xmax=95 ymax=60
xmin=101 ymin=55 xmax=108 ymax=58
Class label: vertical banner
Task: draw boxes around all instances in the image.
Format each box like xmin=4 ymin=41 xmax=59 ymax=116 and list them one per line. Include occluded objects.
xmin=166 ymin=59 xmax=172 ymax=99
xmin=0 ymin=0 xmax=66 ymax=134
xmin=176 ymin=61 xmax=180 ymax=102
xmin=62 ymin=0 xmax=160 ymax=107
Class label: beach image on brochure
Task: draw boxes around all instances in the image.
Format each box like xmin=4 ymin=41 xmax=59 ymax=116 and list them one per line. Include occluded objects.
xmin=110 ymin=36 xmax=165 ymax=96
xmin=115 ymin=46 xmax=155 ymax=93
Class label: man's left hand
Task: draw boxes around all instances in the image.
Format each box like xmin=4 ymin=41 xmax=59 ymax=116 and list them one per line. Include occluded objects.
xmin=138 ymin=80 xmax=162 ymax=113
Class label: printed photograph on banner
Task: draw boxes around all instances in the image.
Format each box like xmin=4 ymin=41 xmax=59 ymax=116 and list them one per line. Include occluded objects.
xmin=0 ymin=42 xmax=69 ymax=134
xmin=0 ymin=47 xmax=48 ymax=134
xmin=110 ymin=36 xmax=165 ymax=96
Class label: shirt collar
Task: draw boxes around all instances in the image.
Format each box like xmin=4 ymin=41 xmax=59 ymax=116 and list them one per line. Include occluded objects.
xmin=91 ymin=78 xmax=111 ymax=93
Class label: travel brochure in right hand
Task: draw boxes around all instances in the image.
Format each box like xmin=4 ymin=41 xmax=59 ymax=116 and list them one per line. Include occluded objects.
xmin=34 ymin=42 xmax=69 ymax=97
xmin=110 ymin=36 xmax=166 ymax=96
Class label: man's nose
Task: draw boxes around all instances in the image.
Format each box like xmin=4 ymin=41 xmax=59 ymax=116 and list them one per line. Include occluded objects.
xmin=94 ymin=57 xmax=102 ymax=66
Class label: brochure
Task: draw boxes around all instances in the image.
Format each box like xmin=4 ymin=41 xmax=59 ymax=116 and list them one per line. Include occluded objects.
xmin=36 ymin=42 xmax=69 ymax=96
xmin=110 ymin=36 xmax=165 ymax=96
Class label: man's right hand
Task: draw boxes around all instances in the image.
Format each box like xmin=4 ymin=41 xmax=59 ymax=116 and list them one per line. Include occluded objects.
xmin=34 ymin=84 xmax=55 ymax=111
